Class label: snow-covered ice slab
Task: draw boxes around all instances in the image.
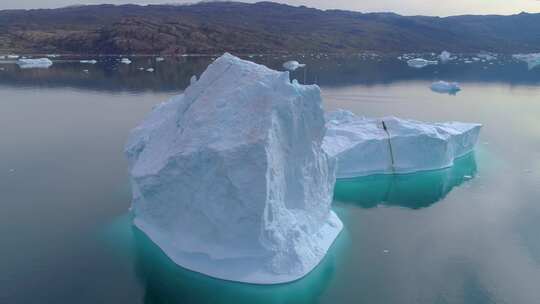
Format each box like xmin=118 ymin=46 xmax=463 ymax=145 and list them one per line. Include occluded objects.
xmin=407 ymin=58 xmax=438 ymax=68
xmin=17 ymin=58 xmax=53 ymax=69
xmin=323 ymin=110 xmax=482 ymax=178
xmin=431 ymin=81 xmax=461 ymax=94
xmin=125 ymin=53 xmax=342 ymax=284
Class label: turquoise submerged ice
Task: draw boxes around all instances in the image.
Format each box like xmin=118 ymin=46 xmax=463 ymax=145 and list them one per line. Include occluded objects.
xmin=125 ymin=53 xmax=342 ymax=284
xmin=323 ymin=110 xmax=482 ymax=178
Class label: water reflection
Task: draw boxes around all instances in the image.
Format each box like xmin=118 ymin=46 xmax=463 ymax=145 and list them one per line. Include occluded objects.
xmin=105 ymin=214 xmax=343 ymax=304
xmin=1 ymin=55 xmax=539 ymax=92
xmin=334 ymin=153 xmax=477 ymax=209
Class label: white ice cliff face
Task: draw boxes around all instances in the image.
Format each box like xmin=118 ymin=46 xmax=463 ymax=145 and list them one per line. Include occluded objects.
xmin=125 ymin=53 xmax=342 ymax=284
xmin=323 ymin=110 xmax=482 ymax=178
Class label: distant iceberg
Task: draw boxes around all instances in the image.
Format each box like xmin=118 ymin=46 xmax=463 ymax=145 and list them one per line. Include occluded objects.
xmin=156 ymin=57 xmax=165 ymax=62
xmin=17 ymin=58 xmax=53 ymax=69
xmin=430 ymin=81 xmax=461 ymax=94
xmin=120 ymin=58 xmax=132 ymax=64
xmin=125 ymin=53 xmax=342 ymax=284
xmin=283 ymin=60 xmax=306 ymax=71
xmin=439 ymin=51 xmax=452 ymax=62
xmin=513 ymin=53 xmax=540 ymax=70
xmin=407 ymin=58 xmax=438 ymax=68
xmin=80 ymin=59 xmax=97 ymax=64
xmin=323 ymin=110 xmax=482 ymax=178
xmin=7 ymin=54 xmax=20 ymax=59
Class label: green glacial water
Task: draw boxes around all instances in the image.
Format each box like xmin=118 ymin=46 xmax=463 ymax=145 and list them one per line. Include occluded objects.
xmin=1 ymin=54 xmax=539 ymax=303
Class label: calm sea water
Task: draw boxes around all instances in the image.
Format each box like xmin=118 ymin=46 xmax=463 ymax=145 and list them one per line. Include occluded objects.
xmin=1 ymin=54 xmax=539 ymax=304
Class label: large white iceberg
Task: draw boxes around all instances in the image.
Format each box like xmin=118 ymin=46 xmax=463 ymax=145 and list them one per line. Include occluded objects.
xmin=407 ymin=58 xmax=438 ymax=68
xmin=513 ymin=53 xmax=540 ymax=70
xmin=323 ymin=110 xmax=482 ymax=178
xmin=17 ymin=58 xmax=53 ymax=69
xmin=125 ymin=53 xmax=342 ymax=284
xmin=430 ymin=81 xmax=461 ymax=94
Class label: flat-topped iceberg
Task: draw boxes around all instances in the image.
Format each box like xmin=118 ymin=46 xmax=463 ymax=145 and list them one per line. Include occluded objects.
xmin=323 ymin=110 xmax=481 ymax=178
xmin=17 ymin=58 xmax=53 ymax=69
xmin=431 ymin=81 xmax=461 ymax=94
xmin=125 ymin=53 xmax=342 ymax=284
xmin=407 ymin=58 xmax=438 ymax=68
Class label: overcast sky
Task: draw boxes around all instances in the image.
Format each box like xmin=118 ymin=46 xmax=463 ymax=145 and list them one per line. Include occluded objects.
xmin=1 ymin=0 xmax=540 ymax=16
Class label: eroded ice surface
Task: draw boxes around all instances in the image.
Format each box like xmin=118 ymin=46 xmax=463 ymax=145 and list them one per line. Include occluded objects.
xmin=323 ymin=110 xmax=482 ymax=178
xmin=407 ymin=58 xmax=438 ymax=68
xmin=431 ymin=81 xmax=461 ymax=94
xmin=17 ymin=58 xmax=53 ymax=69
xmin=125 ymin=53 xmax=342 ymax=284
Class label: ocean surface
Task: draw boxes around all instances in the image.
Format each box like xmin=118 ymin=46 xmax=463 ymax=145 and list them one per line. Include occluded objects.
xmin=1 ymin=54 xmax=540 ymax=304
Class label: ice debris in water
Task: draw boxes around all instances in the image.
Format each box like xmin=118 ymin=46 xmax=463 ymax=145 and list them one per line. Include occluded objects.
xmin=146 ymin=68 xmax=154 ymax=72
xmin=125 ymin=53 xmax=342 ymax=284
xmin=283 ymin=60 xmax=306 ymax=71
xmin=439 ymin=51 xmax=452 ymax=62
xmin=430 ymin=81 xmax=461 ymax=94
xmin=17 ymin=58 xmax=53 ymax=69
xmin=120 ymin=58 xmax=132 ymax=64
xmin=323 ymin=110 xmax=482 ymax=178
xmin=513 ymin=53 xmax=540 ymax=70
xmin=156 ymin=57 xmax=165 ymax=62
xmin=407 ymin=58 xmax=438 ymax=68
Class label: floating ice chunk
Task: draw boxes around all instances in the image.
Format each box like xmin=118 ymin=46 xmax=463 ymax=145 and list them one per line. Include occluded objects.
xmin=17 ymin=58 xmax=53 ymax=69
xmin=283 ymin=60 xmax=306 ymax=71
xmin=7 ymin=54 xmax=19 ymax=59
xmin=156 ymin=57 xmax=165 ymax=62
xmin=80 ymin=59 xmax=97 ymax=64
xmin=430 ymin=81 xmax=461 ymax=94
xmin=323 ymin=110 xmax=482 ymax=178
xmin=439 ymin=51 xmax=452 ymax=62
xmin=513 ymin=53 xmax=540 ymax=70
xmin=125 ymin=53 xmax=342 ymax=284
xmin=477 ymin=53 xmax=497 ymax=61
xmin=83 ymin=69 xmax=89 ymax=73
xmin=146 ymin=68 xmax=154 ymax=72
xmin=120 ymin=58 xmax=132 ymax=64
xmin=407 ymin=58 xmax=438 ymax=68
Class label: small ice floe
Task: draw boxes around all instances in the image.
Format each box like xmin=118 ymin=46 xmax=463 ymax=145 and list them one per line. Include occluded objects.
xmin=407 ymin=58 xmax=438 ymax=68
xmin=46 ymin=54 xmax=60 ymax=58
xmin=80 ymin=59 xmax=97 ymax=64
xmin=464 ymin=175 xmax=473 ymax=179
xmin=0 ymin=55 xmax=6 ymax=60
xmin=383 ymin=249 xmax=390 ymax=254
xmin=513 ymin=53 xmax=540 ymax=70
xmin=120 ymin=58 xmax=132 ymax=64
xmin=283 ymin=60 xmax=306 ymax=71
xmin=7 ymin=54 xmax=20 ymax=59
xmin=9 ymin=168 xmax=15 ymax=173
xmin=430 ymin=81 xmax=461 ymax=95
xmin=439 ymin=51 xmax=452 ymax=62
xmin=17 ymin=58 xmax=53 ymax=69
xmin=137 ymin=67 xmax=145 ymax=71
xmin=146 ymin=68 xmax=154 ymax=72
xmin=156 ymin=57 xmax=165 ymax=62
xmin=83 ymin=69 xmax=89 ymax=73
